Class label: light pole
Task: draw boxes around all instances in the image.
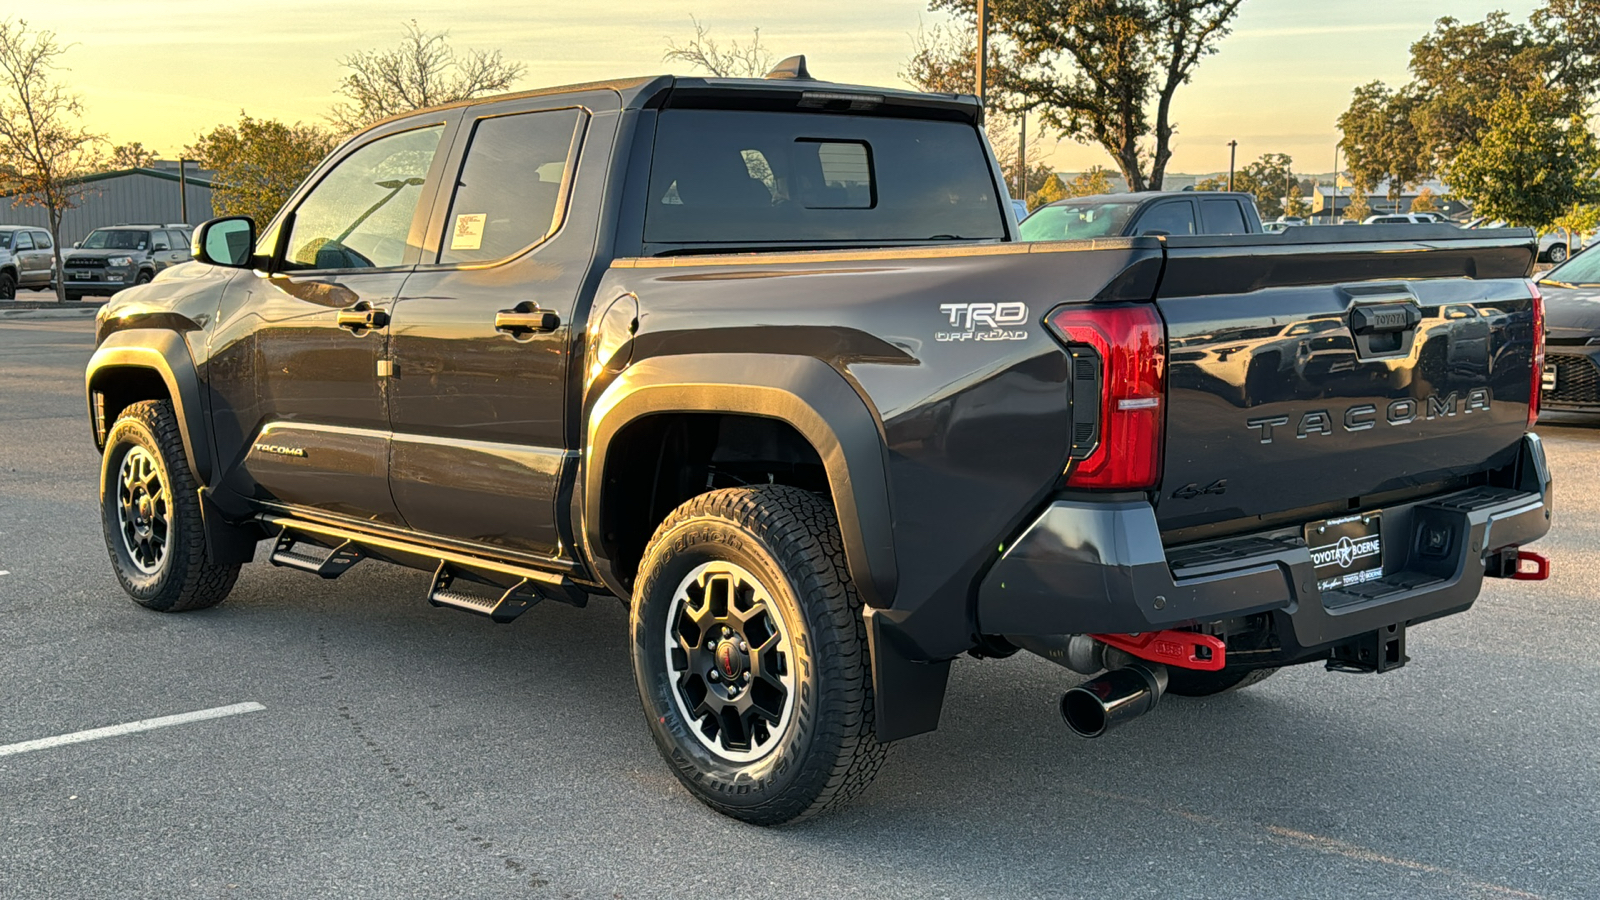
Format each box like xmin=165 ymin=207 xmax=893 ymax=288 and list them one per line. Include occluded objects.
xmin=1227 ymin=140 xmax=1238 ymax=192
xmin=1332 ymin=143 xmax=1341 ymax=224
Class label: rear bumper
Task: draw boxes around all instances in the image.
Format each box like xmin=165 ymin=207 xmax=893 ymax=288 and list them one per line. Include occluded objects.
xmin=978 ymin=433 xmax=1552 ymax=650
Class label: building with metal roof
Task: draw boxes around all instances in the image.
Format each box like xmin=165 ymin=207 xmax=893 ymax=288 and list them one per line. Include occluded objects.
xmin=0 ymin=161 xmax=216 ymax=246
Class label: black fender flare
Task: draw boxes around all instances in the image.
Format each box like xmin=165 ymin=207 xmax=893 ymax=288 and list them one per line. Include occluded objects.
xmin=85 ymin=328 xmax=213 ymax=487
xmin=584 ymin=353 xmax=897 ymax=609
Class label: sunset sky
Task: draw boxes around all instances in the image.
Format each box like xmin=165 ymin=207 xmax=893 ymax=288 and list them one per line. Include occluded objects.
xmin=27 ymin=0 xmax=1542 ymax=176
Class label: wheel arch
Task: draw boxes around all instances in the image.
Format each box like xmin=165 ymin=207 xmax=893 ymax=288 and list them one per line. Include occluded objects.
xmin=584 ymin=353 xmax=897 ymax=609
xmin=85 ymin=329 xmax=212 ymax=487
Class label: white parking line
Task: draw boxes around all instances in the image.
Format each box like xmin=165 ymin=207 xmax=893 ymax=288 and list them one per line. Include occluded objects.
xmin=0 ymin=702 xmax=266 ymax=757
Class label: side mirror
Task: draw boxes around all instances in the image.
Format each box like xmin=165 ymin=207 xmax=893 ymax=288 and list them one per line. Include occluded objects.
xmin=73 ymin=241 xmax=81 ymax=248
xmin=193 ymin=216 xmax=256 ymax=268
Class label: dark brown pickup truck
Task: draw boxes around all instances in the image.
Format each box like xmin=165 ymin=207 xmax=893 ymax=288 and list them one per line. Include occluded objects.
xmin=86 ymin=62 xmax=1551 ymax=824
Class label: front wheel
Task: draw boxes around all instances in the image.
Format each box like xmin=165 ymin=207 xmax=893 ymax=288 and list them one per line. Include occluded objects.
xmin=0 ymin=270 xmax=14 ymax=300
xmin=631 ymin=486 xmax=886 ymax=825
xmin=100 ymin=400 xmax=240 ymax=611
xmin=1549 ymin=244 xmax=1569 ymax=264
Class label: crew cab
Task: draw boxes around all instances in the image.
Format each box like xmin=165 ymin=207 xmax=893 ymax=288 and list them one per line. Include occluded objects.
xmin=85 ymin=61 xmax=1551 ymax=825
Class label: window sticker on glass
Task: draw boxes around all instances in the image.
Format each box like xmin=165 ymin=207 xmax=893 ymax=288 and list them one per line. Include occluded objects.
xmin=451 ymin=213 xmax=487 ymax=251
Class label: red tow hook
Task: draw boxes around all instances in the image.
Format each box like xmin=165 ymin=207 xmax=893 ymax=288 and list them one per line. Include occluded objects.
xmin=1513 ymin=551 xmax=1551 ymax=581
xmin=1090 ymin=630 xmax=1227 ymax=672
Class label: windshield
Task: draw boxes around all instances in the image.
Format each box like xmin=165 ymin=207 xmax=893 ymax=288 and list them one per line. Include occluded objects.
xmin=81 ymin=230 xmax=149 ymax=250
xmin=1018 ymin=202 xmax=1138 ymax=241
xmin=1543 ymin=247 xmax=1600 ymax=287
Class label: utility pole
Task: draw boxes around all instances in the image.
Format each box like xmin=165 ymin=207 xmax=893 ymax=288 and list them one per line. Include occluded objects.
xmin=975 ymin=0 xmax=989 ymax=108
xmin=1332 ymin=143 xmax=1341 ymax=224
xmin=1018 ymin=110 xmax=1026 ymax=201
xmin=1227 ymin=140 xmax=1238 ymax=192
xmin=178 ymin=158 xmax=189 ymax=224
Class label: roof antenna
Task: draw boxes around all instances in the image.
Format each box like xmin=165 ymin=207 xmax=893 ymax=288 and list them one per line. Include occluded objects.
xmin=765 ymin=55 xmax=812 ymax=80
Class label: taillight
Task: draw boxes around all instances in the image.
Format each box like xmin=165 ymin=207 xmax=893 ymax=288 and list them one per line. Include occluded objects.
xmin=1047 ymin=304 xmax=1166 ymax=489
xmin=1529 ymin=280 xmax=1544 ymax=430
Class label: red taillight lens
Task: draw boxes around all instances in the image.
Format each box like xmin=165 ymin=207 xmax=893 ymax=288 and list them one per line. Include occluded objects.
xmin=1048 ymin=304 xmax=1166 ymax=489
xmin=1529 ymin=280 xmax=1544 ymax=430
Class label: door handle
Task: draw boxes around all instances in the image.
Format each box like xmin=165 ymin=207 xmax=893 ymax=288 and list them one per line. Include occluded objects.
xmin=336 ymin=302 xmax=388 ymax=331
xmin=495 ymin=303 xmax=560 ymax=335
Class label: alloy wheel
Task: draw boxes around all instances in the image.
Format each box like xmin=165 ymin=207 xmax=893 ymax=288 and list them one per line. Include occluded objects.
xmin=116 ymin=446 xmax=170 ymax=574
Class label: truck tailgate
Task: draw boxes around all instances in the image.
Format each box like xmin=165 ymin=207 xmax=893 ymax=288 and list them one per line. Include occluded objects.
xmin=1154 ymin=229 xmax=1539 ymax=538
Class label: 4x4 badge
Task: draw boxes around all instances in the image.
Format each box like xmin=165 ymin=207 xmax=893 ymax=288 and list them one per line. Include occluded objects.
xmin=1172 ymin=479 xmax=1227 ymax=500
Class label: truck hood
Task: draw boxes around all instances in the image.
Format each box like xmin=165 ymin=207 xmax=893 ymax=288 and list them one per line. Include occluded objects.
xmin=1541 ymin=283 xmax=1600 ymax=339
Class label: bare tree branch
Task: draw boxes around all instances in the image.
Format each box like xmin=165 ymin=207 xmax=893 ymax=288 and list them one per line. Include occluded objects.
xmin=663 ymin=15 xmax=774 ymax=78
xmin=329 ymin=20 xmax=526 ymax=134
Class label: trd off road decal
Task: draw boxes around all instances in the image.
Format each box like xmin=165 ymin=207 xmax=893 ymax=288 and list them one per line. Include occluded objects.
xmin=937 ymin=302 xmax=1029 ymax=342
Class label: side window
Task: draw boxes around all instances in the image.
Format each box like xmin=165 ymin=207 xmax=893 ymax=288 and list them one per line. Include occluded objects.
xmin=32 ymin=231 xmax=51 ymax=249
xmin=168 ymin=229 xmax=189 ymax=250
xmin=1200 ymin=199 xmax=1249 ymax=235
xmin=151 ymin=231 xmax=171 ymax=251
xmin=283 ymin=124 xmax=444 ymax=272
xmin=439 ymin=109 xmax=583 ymax=265
xmin=1135 ymin=201 xmax=1196 ymax=236
xmin=13 ymin=231 xmax=32 ymax=250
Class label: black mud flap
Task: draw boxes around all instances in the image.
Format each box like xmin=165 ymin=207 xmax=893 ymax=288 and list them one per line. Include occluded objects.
xmin=864 ymin=607 xmax=951 ymax=742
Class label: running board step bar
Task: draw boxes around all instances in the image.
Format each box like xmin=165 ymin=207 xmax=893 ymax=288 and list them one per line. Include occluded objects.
xmin=428 ymin=562 xmax=543 ymax=623
xmin=269 ymin=534 xmax=366 ymax=578
xmin=261 ymin=515 xmax=589 ymax=614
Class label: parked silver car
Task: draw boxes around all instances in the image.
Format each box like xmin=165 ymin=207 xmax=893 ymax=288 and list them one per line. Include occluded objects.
xmin=0 ymin=225 xmax=59 ymax=299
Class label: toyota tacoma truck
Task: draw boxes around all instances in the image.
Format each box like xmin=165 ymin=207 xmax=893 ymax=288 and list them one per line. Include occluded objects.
xmin=85 ymin=60 xmax=1552 ymax=825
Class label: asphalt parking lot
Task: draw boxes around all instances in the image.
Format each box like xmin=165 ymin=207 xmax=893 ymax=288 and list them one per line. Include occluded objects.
xmin=3 ymin=314 xmax=1598 ymax=900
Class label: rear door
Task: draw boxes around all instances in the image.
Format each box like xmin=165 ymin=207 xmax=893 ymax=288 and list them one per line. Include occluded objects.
xmin=386 ymin=92 xmax=613 ymax=558
xmin=1155 ymin=231 xmax=1538 ymax=538
xmin=1131 ymin=200 xmax=1197 ymax=237
xmin=1198 ymin=198 xmax=1250 ymax=235
xmin=12 ymin=230 xmax=45 ymax=286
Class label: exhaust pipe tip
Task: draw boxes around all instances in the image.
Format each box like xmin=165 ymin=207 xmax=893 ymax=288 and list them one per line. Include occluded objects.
xmin=1059 ymin=664 xmax=1168 ymax=739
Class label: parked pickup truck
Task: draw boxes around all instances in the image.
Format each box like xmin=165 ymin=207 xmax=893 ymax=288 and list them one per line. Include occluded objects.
xmin=1019 ymin=190 xmax=1264 ymax=241
xmin=86 ymin=62 xmax=1552 ymax=825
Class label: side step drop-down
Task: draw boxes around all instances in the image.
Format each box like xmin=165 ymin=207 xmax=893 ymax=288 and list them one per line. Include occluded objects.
xmin=269 ymin=533 xmax=366 ymax=579
xmin=427 ymin=562 xmax=544 ymax=624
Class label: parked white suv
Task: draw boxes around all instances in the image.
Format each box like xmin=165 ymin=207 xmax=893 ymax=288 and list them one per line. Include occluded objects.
xmin=1363 ymin=213 xmax=1452 ymax=225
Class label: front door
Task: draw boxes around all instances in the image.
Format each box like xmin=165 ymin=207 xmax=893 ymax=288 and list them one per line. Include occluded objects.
xmin=387 ymin=98 xmax=605 ymax=557
xmin=208 ymin=121 xmax=451 ymax=526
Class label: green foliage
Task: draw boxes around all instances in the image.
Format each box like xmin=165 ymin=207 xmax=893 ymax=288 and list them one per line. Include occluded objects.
xmin=1029 ymin=173 xmax=1069 ymax=207
xmin=1446 ymin=88 xmax=1600 ymax=229
xmin=1409 ymin=187 xmax=1439 ymax=213
xmin=1338 ymin=82 xmax=1426 ymax=199
xmin=915 ymin=0 xmax=1245 ymax=191
xmin=185 ymin=114 xmax=338 ymax=226
xmin=1554 ymin=203 xmax=1600 ymax=238
xmin=1192 ymin=153 xmax=1299 ymax=218
xmin=1283 ymin=191 xmax=1311 ymax=219
xmin=1060 ymin=167 xmax=1114 ymax=199
xmin=1346 ymin=189 xmax=1372 ymax=222
xmin=110 ymin=142 xmax=157 ymax=169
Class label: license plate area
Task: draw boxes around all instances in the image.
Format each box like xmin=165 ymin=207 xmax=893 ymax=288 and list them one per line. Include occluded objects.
xmin=1307 ymin=511 xmax=1383 ymax=592
xmin=1543 ymin=363 xmax=1558 ymax=392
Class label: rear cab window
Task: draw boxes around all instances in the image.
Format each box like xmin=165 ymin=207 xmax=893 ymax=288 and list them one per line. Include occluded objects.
xmin=1200 ymin=199 xmax=1249 ymax=235
xmin=438 ymin=107 xmax=586 ymax=265
xmin=1134 ymin=200 xmax=1197 ymax=236
xmin=643 ymin=110 xmax=1005 ymax=251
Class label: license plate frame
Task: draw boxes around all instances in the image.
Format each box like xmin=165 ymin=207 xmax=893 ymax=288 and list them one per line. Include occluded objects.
xmin=1543 ymin=362 xmax=1558 ymax=392
xmin=1306 ymin=511 xmax=1384 ymax=592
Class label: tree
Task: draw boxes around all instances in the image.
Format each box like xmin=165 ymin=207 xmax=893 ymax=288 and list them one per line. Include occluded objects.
xmin=1409 ymin=187 xmax=1439 ymax=213
xmin=1062 ymin=166 xmax=1115 ymax=199
xmin=1337 ymin=82 xmax=1427 ymax=201
xmin=1345 ymin=189 xmax=1372 ymax=223
xmin=1283 ymin=191 xmax=1311 ymax=219
xmin=186 ymin=114 xmax=338 ymax=226
xmin=110 ymin=141 xmax=156 ymax=169
xmin=329 ymin=21 xmax=525 ymax=133
xmin=923 ymin=0 xmax=1245 ymax=191
xmin=664 ymin=15 xmax=774 ymax=77
xmin=0 ymin=19 xmax=103 ymax=300
xmin=1446 ymin=87 xmax=1600 ymax=229
xmin=1194 ymin=153 xmax=1297 ymax=218
xmin=1031 ymin=173 xmax=1069 ymax=206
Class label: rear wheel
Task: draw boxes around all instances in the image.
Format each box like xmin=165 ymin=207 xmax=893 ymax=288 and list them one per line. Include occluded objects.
xmin=1165 ymin=666 xmax=1278 ymax=697
xmin=100 ymin=400 xmax=239 ymax=611
xmin=0 ymin=270 xmax=15 ymax=300
xmin=1549 ymin=244 xmax=1569 ymax=264
xmin=631 ymin=486 xmax=886 ymax=825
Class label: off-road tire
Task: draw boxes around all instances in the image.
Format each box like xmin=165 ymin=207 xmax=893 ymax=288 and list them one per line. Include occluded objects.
xmin=0 ymin=270 xmax=15 ymax=300
xmin=100 ymin=399 xmax=239 ymax=611
xmin=134 ymin=270 xmax=154 ymax=285
xmin=1165 ymin=666 xmax=1278 ymax=697
xmin=631 ymin=485 xmax=887 ymax=825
